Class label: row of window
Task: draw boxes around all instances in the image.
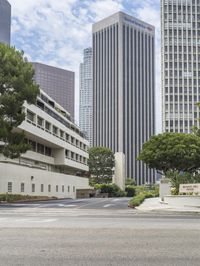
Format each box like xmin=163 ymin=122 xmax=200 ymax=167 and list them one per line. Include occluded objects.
xmin=165 ymin=95 xmax=200 ymax=101
xmin=165 ymin=120 xmax=195 ymax=127
xmin=164 ymin=63 xmax=200 ymax=69
xmin=165 ymin=54 xmax=200 ymax=61
xmin=7 ymin=182 xmax=76 ymax=194
xmin=37 ymin=95 xmax=85 ymax=139
xmin=164 ymin=3 xmax=200 ymax=12
xmin=25 ymin=138 xmax=87 ymax=165
xmin=65 ymin=150 xmax=87 ymax=164
xmin=165 ymin=79 xmax=200 ymax=85
xmin=26 ymin=109 xmax=87 ymax=151
xmin=165 ymin=87 xmax=200 ymax=93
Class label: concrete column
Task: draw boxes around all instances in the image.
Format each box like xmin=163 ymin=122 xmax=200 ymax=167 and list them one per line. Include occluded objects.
xmin=113 ymin=152 xmax=125 ymax=190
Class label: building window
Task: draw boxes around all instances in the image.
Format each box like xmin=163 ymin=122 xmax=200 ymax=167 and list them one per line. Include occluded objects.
xmin=65 ymin=133 xmax=69 ymax=142
xmin=21 ymin=183 xmax=25 ymax=193
xmin=27 ymin=110 xmax=35 ymax=122
xmin=29 ymin=140 xmax=36 ymax=152
xmin=8 ymin=182 xmax=12 ymax=193
xmin=41 ymin=184 xmax=44 ymax=192
xmin=45 ymin=121 xmax=51 ymax=131
xmin=56 ymin=185 xmax=58 ymax=192
xmin=68 ymin=186 xmax=70 ymax=192
xmin=60 ymin=130 xmax=64 ymax=139
xmin=53 ymin=126 xmax=58 ymax=135
xmin=37 ymin=116 xmax=44 ymax=127
xmin=62 ymin=185 xmax=64 ymax=193
xmin=48 ymin=185 xmax=51 ymax=192
xmin=45 ymin=147 xmax=52 ymax=157
xmin=32 ymin=184 xmax=35 ymax=193
xmin=37 ymin=143 xmax=45 ymax=154
xmin=73 ymin=186 xmax=75 ymax=193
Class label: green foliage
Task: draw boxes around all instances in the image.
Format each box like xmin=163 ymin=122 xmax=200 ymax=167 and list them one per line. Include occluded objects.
xmin=128 ymin=192 xmax=156 ymax=208
xmin=128 ymin=185 xmax=159 ymax=208
xmin=125 ymin=185 xmax=136 ymax=197
xmin=0 ymin=44 xmax=39 ymax=159
xmin=0 ymin=194 xmax=54 ymax=203
xmin=166 ymin=170 xmax=200 ymax=195
xmin=94 ymin=183 xmax=126 ymax=197
xmin=138 ymin=132 xmax=200 ymax=174
xmin=88 ymin=147 xmax=115 ymax=184
xmin=125 ymin=178 xmax=136 ymax=186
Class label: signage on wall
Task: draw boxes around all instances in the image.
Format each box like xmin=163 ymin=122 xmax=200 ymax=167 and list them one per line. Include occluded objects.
xmin=124 ymin=17 xmax=154 ymax=32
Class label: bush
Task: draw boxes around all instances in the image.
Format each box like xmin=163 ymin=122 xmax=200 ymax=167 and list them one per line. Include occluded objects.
xmin=128 ymin=193 xmax=146 ymax=207
xmin=94 ymin=183 xmax=127 ymax=197
xmin=128 ymin=184 xmax=159 ymax=208
xmin=0 ymin=194 xmax=55 ymax=203
xmin=125 ymin=185 xmax=136 ymax=197
xmin=166 ymin=170 xmax=200 ymax=194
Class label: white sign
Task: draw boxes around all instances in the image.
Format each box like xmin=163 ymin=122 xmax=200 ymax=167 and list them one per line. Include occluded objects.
xmin=179 ymin=184 xmax=200 ymax=194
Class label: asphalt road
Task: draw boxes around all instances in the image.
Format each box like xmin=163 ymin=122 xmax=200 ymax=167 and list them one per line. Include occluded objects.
xmin=0 ymin=198 xmax=200 ymax=266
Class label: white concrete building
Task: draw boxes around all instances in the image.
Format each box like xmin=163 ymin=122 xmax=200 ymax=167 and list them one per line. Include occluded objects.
xmin=0 ymin=90 xmax=90 ymax=198
xmin=79 ymin=47 xmax=93 ymax=146
xmin=161 ymin=0 xmax=200 ymax=133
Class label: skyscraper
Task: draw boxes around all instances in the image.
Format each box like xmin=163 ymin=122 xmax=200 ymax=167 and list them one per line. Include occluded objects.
xmin=161 ymin=0 xmax=200 ymax=133
xmin=32 ymin=62 xmax=75 ymax=119
xmin=79 ymin=47 xmax=93 ymax=146
xmin=0 ymin=0 xmax=11 ymax=45
xmin=93 ymin=12 xmax=155 ymax=185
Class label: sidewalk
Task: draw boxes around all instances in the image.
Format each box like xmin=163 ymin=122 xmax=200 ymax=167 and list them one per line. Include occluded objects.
xmin=136 ymin=197 xmax=200 ymax=213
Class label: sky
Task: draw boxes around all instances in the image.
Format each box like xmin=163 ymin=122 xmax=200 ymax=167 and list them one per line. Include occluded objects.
xmin=9 ymin=0 xmax=161 ymax=132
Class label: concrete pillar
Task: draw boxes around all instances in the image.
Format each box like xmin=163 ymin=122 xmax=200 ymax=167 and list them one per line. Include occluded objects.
xmin=113 ymin=152 xmax=125 ymax=190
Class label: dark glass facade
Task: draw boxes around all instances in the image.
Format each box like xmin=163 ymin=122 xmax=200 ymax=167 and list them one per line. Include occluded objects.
xmin=0 ymin=0 xmax=11 ymax=45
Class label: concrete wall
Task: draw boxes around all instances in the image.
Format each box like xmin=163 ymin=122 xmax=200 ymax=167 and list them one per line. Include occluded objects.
xmin=164 ymin=195 xmax=200 ymax=207
xmin=0 ymin=162 xmax=90 ymax=199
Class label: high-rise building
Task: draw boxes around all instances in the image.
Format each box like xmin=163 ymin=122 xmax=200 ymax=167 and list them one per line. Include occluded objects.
xmin=93 ymin=12 xmax=155 ymax=185
xmin=161 ymin=0 xmax=200 ymax=133
xmin=0 ymin=0 xmax=11 ymax=45
xmin=32 ymin=62 xmax=75 ymax=120
xmin=79 ymin=47 xmax=93 ymax=146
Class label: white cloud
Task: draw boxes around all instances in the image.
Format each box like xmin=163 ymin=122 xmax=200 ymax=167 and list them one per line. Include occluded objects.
xmin=9 ymin=0 xmax=161 ymax=131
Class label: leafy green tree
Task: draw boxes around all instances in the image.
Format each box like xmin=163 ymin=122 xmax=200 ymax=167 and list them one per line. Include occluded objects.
xmin=125 ymin=178 xmax=136 ymax=186
xmin=137 ymin=132 xmax=200 ymax=174
xmin=88 ymin=147 xmax=115 ymax=184
xmin=0 ymin=44 xmax=39 ymax=158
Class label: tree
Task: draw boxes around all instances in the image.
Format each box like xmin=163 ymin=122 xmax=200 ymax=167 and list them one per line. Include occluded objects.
xmin=0 ymin=44 xmax=39 ymax=158
xmin=88 ymin=147 xmax=115 ymax=184
xmin=137 ymin=132 xmax=200 ymax=174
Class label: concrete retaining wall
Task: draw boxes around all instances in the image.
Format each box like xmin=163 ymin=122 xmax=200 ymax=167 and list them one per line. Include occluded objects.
xmin=0 ymin=162 xmax=90 ymax=199
xmin=164 ymin=195 xmax=200 ymax=207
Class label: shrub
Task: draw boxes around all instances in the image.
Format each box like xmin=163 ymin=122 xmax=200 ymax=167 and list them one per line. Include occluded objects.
xmin=125 ymin=185 xmax=136 ymax=197
xmin=0 ymin=194 xmax=55 ymax=203
xmin=128 ymin=193 xmax=147 ymax=207
xmin=128 ymin=190 xmax=158 ymax=208
xmin=94 ymin=183 xmax=127 ymax=197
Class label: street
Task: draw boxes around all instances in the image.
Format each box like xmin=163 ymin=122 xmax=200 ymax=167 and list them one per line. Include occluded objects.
xmin=0 ymin=198 xmax=200 ymax=266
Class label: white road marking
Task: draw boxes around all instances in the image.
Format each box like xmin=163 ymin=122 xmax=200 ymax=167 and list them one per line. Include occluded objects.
xmin=112 ymin=199 xmax=120 ymax=202
xmin=103 ymin=204 xmax=114 ymax=208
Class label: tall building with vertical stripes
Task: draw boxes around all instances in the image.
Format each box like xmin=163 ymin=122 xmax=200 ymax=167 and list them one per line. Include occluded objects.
xmin=92 ymin=12 xmax=155 ymax=185
xmin=0 ymin=0 xmax=11 ymax=45
xmin=161 ymin=0 xmax=200 ymax=133
xmin=79 ymin=47 xmax=93 ymax=146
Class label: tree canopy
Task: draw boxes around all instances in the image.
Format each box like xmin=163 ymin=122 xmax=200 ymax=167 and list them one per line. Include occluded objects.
xmin=0 ymin=44 xmax=39 ymax=158
xmin=137 ymin=132 xmax=200 ymax=174
xmin=88 ymin=146 xmax=115 ymax=184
